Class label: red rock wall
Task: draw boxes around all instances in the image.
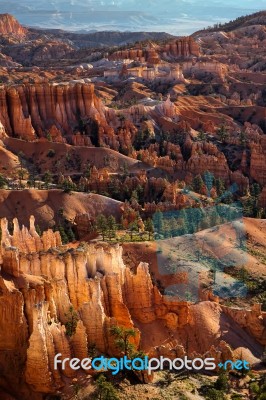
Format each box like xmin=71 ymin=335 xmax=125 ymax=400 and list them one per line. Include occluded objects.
xmin=0 ymin=13 xmax=27 ymax=37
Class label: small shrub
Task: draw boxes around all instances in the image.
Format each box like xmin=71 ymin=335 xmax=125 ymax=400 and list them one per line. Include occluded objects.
xmin=47 ymin=149 xmax=56 ymax=158
xmin=215 ymin=372 xmax=229 ymax=391
xmin=64 ymin=306 xmax=79 ymax=337
xmin=206 ymin=388 xmax=225 ymax=400
xmin=95 ymin=374 xmax=119 ymax=400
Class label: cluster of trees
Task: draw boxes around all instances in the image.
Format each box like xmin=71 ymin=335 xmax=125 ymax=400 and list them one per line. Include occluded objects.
xmin=57 ymin=224 xmax=75 ymax=244
xmin=95 ymin=213 xmax=154 ymax=242
xmin=201 ymin=371 xmax=266 ymax=400
xmin=243 ymin=183 xmax=263 ymax=218
xmin=54 ymin=208 xmax=76 ymax=244
xmin=60 ymin=179 xmax=77 ymax=193
xmin=96 ymin=214 xmax=117 ymax=241
xmin=153 ymin=204 xmax=242 ymax=239
xmin=191 ymin=172 xmax=227 ymax=198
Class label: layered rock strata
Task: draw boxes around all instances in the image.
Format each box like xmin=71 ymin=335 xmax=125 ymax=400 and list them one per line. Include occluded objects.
xmin=0 ymin=217 xmax=265 ymax=399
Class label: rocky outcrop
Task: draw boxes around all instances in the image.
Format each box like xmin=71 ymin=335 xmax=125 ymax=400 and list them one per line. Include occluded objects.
xmin=163 ymin=37 xmax=200 ymax=58
xmin=250 ymin=141 xmax=266 ymax=186
xmin=1 ymin=216 xmax=61 ymax=257
xmin=0 ymin=216 xmax=265 ymax=399
xmin=0 ymin=14 xmax=27 ymax=38
xmin=221 ymin=304 xmax=266 ymax=346
xmin=109 ymin=37 xmax=199 ymax=63
xmin=183 ymin=60 xmax=228 ymax=79
xmin=0 ymin=216 xmax=189 ymax=397
xmin=0 ymin=82 xmax=139 ymax=151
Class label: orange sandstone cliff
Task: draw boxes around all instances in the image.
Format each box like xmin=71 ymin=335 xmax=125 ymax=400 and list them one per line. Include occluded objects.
xmin=0 ymin=216 xmax=265 ymax=399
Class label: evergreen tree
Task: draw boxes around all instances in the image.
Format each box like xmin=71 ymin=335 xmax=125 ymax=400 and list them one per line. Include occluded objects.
xmin=43 ymin=171 xmax=53 ymax=189
xmin=128 ymin=220 xmax=139 ymax=240
xmin=215 ymin=178 xmax=225 ymax=197
xmin=134 ymin=129 xmax=144 ymax=150
xmin=243 ymin=197 xmax=255 ymax=217
xmin=192 ymin=175 xmax=204 ymax=194
xmin=130 ymin=189 xmax=139 ymax=204
xmin=95 ymin=375 xmax=119 ymax=400
xmin=58 ymin=225 xmax=69 ymax=244
xmin=162 ymin=219 xmax=172 ymax=238
xmin=239 ymin=130 xmax=247 ymax=146
xmin=96 ymin=214 xmax=108 ymax=241
xmin=109 ymin=325 xmax=136 ymax=357
xmin=121 ymin=162 xmax=129 ymax=178
xmin=107 ymin=215 xmax=117 ymax=240
xmin=144 ymin=218 xmax=154 ymax=240
xmin=18 ymin=168 xmax=27 ymax=187
xmin=85 ymin=162 xmax=91 ymax=178
xmin=198 ymin=130 xmax=206 ymax=141
xmin=222 ymin=191 xmax=234 ymax=204
xmin=250 ymin=183 xmax=261 ymax=199
xmin=192 ymin=208 xmax=204 ymax=232
xmin=176 ymin=217 xmax=186 ymax=236
xmin=67 ymin=227 xmax=75 ymax=242
xmin=61 ymin=179 xmax=75 ymax=193
xmin=35 ymin=225 xmax=42 ymax=236
xmin=178 ymin=208 xmax=190 ymax=235
xmin=217 ymin=124 xmax=229 ymax=143
xmin=0 ymin=174 xmax=8 ymax=188
xmin=64 ymin=306 xmax=79 ymax=337
xmin=204 ymin=170 xmax=214 ymax=196
xmin=215 ymin=371 xmax=229 ymax=391
xmin=153 ymin=211 xmax=164 ymax=237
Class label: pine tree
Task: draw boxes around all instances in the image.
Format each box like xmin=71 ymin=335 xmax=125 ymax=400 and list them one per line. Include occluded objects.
xmin=0 ymin=174 xmax=8 ymax=189
xmin=178 ymin=208 xmax=190 ymax=235
xmin=192 ymin=175 xmax=204 ymax=194
xmin=198 ymin=130 xmax=206 ymax=141
xmin=144 ymin=218 xmax=154 ymax=240
xmin=250 ymin=183 xmax=261 ymax=199
xmin=58 ymin=225 xmax=69 ymax=244
xmin=239 ymin=130 xmax=247 ymax=146
xmin=95 ymin=375 xmax=119 ymax=400
xmin=61 ymin=179 xmax=75 ymax=193
xmin=64 ymin=306 xmax=79 ymax=337
xmin=128 ymin=220 xmax=139 ymax=240
xmin=107 ymin=215 xmax=116 ymax=240
xmin=153 ymin=211 xmax=164 ymax=237
xmin=43 ymin=171 xmax=53 ymax=189
xmin=67 ymin=227 xmax=75 ymax=242
xmin=162 ymin=219 xmax=171 ymax=238
xmin=35 ymin=225 xmax=42 ymax=236
xmin=215 ymin=178 xmax=225 ymax=196
xmin=96 ymin=214 xmax=108 ymax=241
xmin=215 ymin=371 xmax=229 ymax=391
xmin=204 ymin=170 xmax=214 ymax=196
xmin=217 ymin=124 xmax=229 ymax=143
xmin=109 ymin=325 xmax=136 ymax=357
xmin=130 ymin=190 xmax=139 ymax=204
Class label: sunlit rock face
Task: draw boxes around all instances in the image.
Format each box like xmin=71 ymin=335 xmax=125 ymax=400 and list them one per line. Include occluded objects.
xmin=0 ymin=216 xmax=265 ymax=398
xmin=0 ymin=14 xmax=27 ymax=38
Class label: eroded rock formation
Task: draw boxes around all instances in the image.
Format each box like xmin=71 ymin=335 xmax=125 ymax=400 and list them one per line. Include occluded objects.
xmin=0 ymin=216 xmax=265 ymax=399
xmin=0 ymin=14 xmax=27 ymax=37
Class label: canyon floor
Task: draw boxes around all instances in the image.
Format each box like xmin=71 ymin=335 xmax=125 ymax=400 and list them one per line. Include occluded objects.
xmin=0 ymin=10 xmax=265 ymax=400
